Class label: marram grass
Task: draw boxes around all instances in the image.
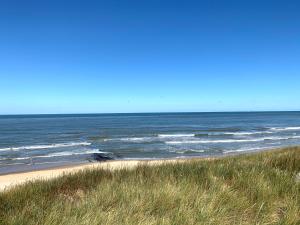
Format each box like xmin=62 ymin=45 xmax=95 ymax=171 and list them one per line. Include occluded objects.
xmin=0 ymin=147 xmax=299 ymax=225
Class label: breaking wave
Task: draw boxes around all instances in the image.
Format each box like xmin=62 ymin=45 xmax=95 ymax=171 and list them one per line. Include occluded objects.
xmin=165 ymin=135 xmax=300 ymax=145
xmin=0 ymin=149 xmax=108 ymax=161
xmin=0 ymin=142 xmax=91 ymax=152
xmin=158 ymin=134 xmax=195 ymax=138
xmin=269 ymin=126 xmax=300 ymax=131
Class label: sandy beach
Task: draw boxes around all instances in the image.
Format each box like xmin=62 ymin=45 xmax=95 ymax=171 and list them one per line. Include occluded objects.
xmin=0 ymin=158 xmax=202 ymax=192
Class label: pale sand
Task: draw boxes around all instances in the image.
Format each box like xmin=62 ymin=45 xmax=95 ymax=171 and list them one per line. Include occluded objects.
xmin=0 ymin=158 xmax=207 ymax=192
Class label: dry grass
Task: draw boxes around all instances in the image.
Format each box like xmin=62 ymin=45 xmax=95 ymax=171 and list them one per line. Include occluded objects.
xmin=0 ymin=146 xmax=299 ymax=225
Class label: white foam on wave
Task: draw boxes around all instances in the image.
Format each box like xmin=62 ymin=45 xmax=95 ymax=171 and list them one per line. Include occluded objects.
xmin=105 ymin=137 xmax=154 ymax=143
xmin=45 ymin=149 xmax=109 ymax=157
xmin=166 ymin=135 xmax=300 ymax=145
xmin=109 ymin=134 xmax=196 ymax=142
xmin=3 ymin=149 xmax=108 ymax=161
xmin=270 ymin=126 xmax=300 ymax=131
xmin=0 ymin=142 xmax=91 ymax=152
xmin=224 ymin=131 xmax=273 ymax=136
xmin=105 ymin=134 xmax=195 ymax=143
xmin=166 ymin=139 xmax=257 ymax=144
xmin=120 ymin=137 xmax=152 ymax=142
xmin=209 ymin=126 xmax=300 ymax=136
xmin=223 ymin=147 xmax=270 ymax=154
xmin=172 ymin=149 xmax=205 ymax=154
xmin=158 ymin=134 xmax=195 ymax=138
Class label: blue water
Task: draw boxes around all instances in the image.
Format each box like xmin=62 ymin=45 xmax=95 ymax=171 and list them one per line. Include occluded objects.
xmin=1 ymin=112 xmax=300 ymax=173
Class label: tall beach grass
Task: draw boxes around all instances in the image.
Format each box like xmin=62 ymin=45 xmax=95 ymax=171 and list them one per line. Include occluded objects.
xmin=0 ymin=146 xmax=299 ymax=225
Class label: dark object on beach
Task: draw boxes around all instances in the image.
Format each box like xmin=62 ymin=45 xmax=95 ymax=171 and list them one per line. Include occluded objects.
xmin=92 ymin=153 xmax=113 ymax=162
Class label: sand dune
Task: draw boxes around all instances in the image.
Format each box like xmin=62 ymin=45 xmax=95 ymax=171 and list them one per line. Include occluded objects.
xmin=0 ymin=158 xmax=204 ymax=191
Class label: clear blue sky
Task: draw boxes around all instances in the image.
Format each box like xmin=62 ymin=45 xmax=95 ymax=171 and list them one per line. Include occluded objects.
xmin=1 ymin=0 xmax=300 ymax=114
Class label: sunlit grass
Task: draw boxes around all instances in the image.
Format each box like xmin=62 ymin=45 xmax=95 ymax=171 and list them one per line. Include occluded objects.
xmin=0 ymin=147 xmax=299 ymax=225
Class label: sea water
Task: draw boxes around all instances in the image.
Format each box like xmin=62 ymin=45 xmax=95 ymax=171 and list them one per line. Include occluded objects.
xmin=1 ymin=112 xmax=300 ymax=173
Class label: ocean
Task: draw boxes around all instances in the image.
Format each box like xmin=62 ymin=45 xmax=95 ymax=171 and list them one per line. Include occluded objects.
xmin=1 ymin=112 xmax=300 ymax=174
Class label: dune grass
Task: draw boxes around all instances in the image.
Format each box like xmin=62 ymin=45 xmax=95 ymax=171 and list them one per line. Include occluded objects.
xmin=0 ymin=147 xmax=299 ymax=225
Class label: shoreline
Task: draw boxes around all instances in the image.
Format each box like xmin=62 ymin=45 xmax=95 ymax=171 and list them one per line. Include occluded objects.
xmin=0 ymin=146 xmax=297 ymax=192
xmin=0 ymin=157 xmax=214 ymax=192
xmin=0 ymin=146 xmax=269 ymax=176
xmin=0 ymin=154 xmax=216 ymax=176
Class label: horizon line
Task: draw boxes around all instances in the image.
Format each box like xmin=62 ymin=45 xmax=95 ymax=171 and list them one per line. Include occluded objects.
xmin=1 ymin=110 xmax=300 ymax=116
